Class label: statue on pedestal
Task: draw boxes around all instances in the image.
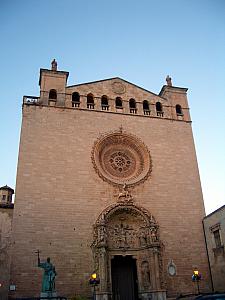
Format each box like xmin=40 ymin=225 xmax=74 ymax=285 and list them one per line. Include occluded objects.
xmin=36 ymin=250 xmax=57 ymax=295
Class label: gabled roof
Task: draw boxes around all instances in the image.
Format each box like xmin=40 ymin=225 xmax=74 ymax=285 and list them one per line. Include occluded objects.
xmin=67 ymin=77 xmax=161 ymax=98
xmin=159 ymin=85 xmax=188 ymax=96
xmin=203 ymin=204 xmax=225 ymax=219
xmin=0 ymin=185 xmax=14 ymax=192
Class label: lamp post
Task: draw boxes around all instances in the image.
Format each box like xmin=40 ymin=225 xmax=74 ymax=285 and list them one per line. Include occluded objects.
xmin=89 ymin=272 xmax=100 ymax=300
xmin=192 ymin=270 xmax=201 ymax=294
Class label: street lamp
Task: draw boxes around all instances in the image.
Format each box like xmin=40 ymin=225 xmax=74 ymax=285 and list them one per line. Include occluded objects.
xmin=89 ymin=272 xmax=100 ymax=300
xmin=192 ymin=270 xmax=202 ymax=294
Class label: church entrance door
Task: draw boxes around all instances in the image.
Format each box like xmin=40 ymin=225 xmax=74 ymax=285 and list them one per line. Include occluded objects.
xmin=111 ymin=256 xmax=138 ymax=300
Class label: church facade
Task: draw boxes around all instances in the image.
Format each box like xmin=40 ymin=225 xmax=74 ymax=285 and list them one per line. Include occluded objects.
xmin=10 ymin=61 xmax=211 ymax=299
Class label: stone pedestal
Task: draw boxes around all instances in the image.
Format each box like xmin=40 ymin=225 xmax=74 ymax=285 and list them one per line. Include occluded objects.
xmin=139 ymin=290 xmax=167 ymax=300
xmin=96 ymin=292 xmax=111 ymax=300
xmin=40 ymin=291 xmax=58 ymax=299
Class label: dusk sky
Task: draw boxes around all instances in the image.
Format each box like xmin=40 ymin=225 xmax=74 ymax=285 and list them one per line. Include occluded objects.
xmin=0 ymin=0 xmax=224 ymax=214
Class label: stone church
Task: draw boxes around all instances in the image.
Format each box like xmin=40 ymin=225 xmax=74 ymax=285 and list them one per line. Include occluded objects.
xmin=9 ymin=60 xmax=211 ymax=299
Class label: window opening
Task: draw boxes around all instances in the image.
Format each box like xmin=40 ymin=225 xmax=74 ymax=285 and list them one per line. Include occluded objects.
xmin=143 ymin=100 xmax=150 ymax=115
xmin=101 ymin=95 xmax=109 ymax=111
xmin=129 ymin=98 xmax=137 ymax=114
xmin=49 ymin=89 xmax=57 ymax=100
xmin=87 ymin=93 xmax=95 ymax=109
xmin=176 ymin=104 xmax=183 ymax=115
xmin=72 ymin=92 xmax=80 ymax=108
xmin=156 ymin=102 xmax=163 ymax=117
xmin=115 ymin=97 xmax=123 ymax=108
xmin=213 ymin=230 xmax=222 ymax=248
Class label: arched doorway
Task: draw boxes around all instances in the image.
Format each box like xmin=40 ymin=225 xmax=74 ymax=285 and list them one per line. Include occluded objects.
xmin=91 ymin=202 xmax=166 ymax=300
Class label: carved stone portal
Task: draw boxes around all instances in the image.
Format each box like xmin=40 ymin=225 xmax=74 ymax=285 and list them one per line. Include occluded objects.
xmin=91 ymin=202 xmax=166 ymax=300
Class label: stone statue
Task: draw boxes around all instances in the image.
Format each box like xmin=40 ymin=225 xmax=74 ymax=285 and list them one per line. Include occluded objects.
xmin=150 ymin=227 xmax=158 ymax=242
xmin=51 ymin=59 xmax=57 ymax=71
xmin=166 ymin=75 xmax=172 ymax=86
xmin=117 ymin=183 xmax=133 ymax=203
xmin=37 ymin=250 xmax=57 ymax=293
xmin=139 ymin=228 xmax=148 ymax=246
xmin=141 ymin=261 xmax=151 ymax=289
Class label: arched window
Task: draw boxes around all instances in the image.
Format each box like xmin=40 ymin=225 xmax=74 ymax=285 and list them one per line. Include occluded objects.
xmin=176 ymin=104 xmax=183 ymax=115
xmin=115 ymin=97 xmax=123 ymax=108
xmin=49 ymin=89 xmax=57 ymax=100
xmin=72 ymin=92 xmax=80 ymax=107
xmin=156 ymin=102 xmax=163 ymax=117
xmin=143 ymin=100 xmax=150 ymax=115
xmin=129 ymin=98 xmax=137 ymax=114
xmin=101 ymin=95 xmax=109 ymax=110
xmin=87 ymin=93 xmax=94 ymax=109
xmin=129 ymin=98 xmax=136 ymax=108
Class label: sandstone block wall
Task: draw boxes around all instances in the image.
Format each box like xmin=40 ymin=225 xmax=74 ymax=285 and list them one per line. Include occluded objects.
xmin=0 ymin=207 xmax=13 ymax=300
xmin=10 ymin=71 xmax=211 ymax=298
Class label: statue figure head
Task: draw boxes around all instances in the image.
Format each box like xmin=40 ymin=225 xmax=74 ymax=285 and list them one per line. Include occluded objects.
xmin=47 ymin=257 xmax=51 ymax=263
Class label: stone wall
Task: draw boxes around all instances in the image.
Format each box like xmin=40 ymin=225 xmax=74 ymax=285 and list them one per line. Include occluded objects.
xmin=203 ymin=205 xmax=225 ymax=292
xmin=10 ymin=69 xmax=211 ymax=299
xmin=10 ymin=102 xmax=210 ymax=298
xmin=0 ymin=206 xmax=13 ymax=300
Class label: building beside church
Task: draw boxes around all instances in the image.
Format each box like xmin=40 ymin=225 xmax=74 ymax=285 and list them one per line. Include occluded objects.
xmin=0 ymin=185 xmax=14 ymax=300
xmin=9 ymin=61 xmax=211 ymax=299
xmin=203 ymin=205 xmax=225 ymax=292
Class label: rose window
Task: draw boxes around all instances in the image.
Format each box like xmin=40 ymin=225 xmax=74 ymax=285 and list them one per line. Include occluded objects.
xmin=92 ymin=132 xmax=152 ymax=186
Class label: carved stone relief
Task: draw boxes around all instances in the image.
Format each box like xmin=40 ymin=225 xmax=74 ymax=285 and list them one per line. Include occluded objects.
xmin=141 ymin=261 xmax=151 ymax=289
xmin=111 ymin=81 xmax=126 ymax=94
xmin=91 ymin=202 xmax=166 ymax=294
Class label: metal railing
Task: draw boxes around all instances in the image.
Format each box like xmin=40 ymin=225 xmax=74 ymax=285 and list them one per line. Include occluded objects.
xmin=156 ymin=111 xmax=164 ymax=117
xmin=23 ymin=96 xmax=40 ymax=105
xmin=101 ymin=104 xmax=109 ymax=111
xmin=143 ymin=109 xmax=151 ymax=115
xmin=130 ymin=108 xmax=137 ymax=114
xmin=72 ymin=101 xmax=80 ymax=108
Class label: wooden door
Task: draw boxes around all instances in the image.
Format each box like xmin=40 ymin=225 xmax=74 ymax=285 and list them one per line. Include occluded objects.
xmin=111 ymin=256 xmax=138 ymax=300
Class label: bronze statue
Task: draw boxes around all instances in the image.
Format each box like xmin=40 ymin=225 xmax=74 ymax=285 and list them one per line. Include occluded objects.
xmin=36 ymin=250 xmax=57 ymax=293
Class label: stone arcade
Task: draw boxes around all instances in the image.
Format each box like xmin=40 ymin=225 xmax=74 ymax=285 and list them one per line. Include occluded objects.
xmin=9 ymin=61 xmax=211 ymax=299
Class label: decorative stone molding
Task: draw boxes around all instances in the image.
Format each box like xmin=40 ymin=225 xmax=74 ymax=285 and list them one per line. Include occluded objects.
xmin=91 ymin=130 xmax=152 ymax=187
xmin=167 ymin=259 xmax=177 ymax=276
xmin=91 ymin=202 xmax=166 ymax=294
xmin=111 ymin=81 xmax=126 ymax=94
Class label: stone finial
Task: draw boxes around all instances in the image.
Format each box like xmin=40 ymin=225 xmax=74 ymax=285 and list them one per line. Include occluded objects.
xmin=166 ymin=75 xmax=172 ymax=86
xmin=51 ymin=59 xmax=57 ymax=71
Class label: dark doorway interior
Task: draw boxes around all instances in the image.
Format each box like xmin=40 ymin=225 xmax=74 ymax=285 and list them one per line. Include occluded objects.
xmin=111 ymin=255 xmax=138 ymax=300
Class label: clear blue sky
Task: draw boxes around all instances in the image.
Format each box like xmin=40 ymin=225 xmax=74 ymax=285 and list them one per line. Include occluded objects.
xmin=0 ymin=0 xmax=224 ymax=214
